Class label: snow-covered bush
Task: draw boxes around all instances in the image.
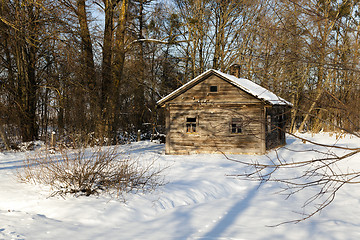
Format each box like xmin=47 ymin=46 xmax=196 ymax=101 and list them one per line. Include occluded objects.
xmin=18 ymin=146 xmax=165 ymax=197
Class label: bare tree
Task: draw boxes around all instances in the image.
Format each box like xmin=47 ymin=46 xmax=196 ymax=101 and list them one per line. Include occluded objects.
xmin=0 ymin=0 xmax=63 ymax=142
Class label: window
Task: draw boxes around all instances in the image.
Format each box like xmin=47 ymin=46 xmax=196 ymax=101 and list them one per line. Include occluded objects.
xmin=209 ymin=85 xmax=218 ymax=92
xmin=231 ymin=118 xmax=242 ymax=134
xmin=186 ymin=117 xmax=197 ymax=133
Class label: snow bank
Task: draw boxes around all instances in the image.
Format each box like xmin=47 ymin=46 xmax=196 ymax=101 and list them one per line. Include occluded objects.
xmin=0 ymin=134 xmax=359 ymax=239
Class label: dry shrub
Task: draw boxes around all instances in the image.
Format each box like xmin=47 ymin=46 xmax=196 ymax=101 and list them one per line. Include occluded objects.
xmin=18 ymin=146 xmax=165 ymax=197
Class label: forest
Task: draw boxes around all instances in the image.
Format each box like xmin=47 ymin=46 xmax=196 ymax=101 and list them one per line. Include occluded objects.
xmin=0 ymin=0 xmax=359 ymax=148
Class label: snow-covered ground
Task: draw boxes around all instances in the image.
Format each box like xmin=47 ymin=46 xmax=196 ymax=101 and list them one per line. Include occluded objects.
xmin=0 ymin=133 xmax=359 ymax=240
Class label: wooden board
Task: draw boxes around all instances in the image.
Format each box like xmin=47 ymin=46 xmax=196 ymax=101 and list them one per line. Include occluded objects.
xmin=169 ymin=75 xmax=261 ymax=105
xmin=165 ymin=104 xmax=265 ymax=155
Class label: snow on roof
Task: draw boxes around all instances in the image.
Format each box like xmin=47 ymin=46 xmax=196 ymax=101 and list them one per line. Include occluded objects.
xmin=157 ymin=69 xmax=292 ymax=106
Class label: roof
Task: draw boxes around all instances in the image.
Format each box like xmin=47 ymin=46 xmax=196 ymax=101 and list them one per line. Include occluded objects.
xmin=157 ymin=69 xmax=292 ymax=106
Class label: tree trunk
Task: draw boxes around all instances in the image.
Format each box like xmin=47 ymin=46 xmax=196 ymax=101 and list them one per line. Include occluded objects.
xmin=100 ymin=0 xmax=115 ymax=138
xmin=110 ymin=0 xmax=128 ymax=142
xmin=133 ymin=0 xmax=146 ymax=132
xmin=77 ymin=0 xmax=96 ymax=89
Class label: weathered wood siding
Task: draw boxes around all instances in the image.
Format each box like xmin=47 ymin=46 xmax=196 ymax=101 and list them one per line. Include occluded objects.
xmin=165 ymin=75 xmax=266 ymax=154
xmin=170 ymin=75 xmax=261 ymax=104
xmin=161 ymin=73 xmax=289 ymax=155
xmin=166 ymin=104 xmax=265 ymax=154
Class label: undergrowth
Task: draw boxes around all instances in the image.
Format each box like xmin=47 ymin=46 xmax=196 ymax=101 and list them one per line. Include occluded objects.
xmin=18 ymin=146 xmax=165 ymax=198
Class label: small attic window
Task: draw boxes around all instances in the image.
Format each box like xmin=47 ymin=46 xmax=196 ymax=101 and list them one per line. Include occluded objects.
xmin=210 ymin=86 xmax=218 ymax=92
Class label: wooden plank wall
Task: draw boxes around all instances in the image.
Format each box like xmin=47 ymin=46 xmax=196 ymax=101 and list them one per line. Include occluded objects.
xmin=166 ymin=104 xmax=265 ymax=154
xmin=164 ymin=74 xmax=270 ymax=154
xmin=170 ymin=75 xmax=261 ymax=104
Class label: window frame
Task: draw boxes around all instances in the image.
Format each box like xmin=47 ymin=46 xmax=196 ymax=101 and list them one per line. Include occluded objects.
xmin=230 ymin=118 xmax=243 ymax=134
xmin=209 ymin=85 xmax=218 ymax=93
xmin=186 ymin=117 xmax=198 ymax=134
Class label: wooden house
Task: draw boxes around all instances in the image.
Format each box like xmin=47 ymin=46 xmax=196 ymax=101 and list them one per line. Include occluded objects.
xmin=157 ymin=69 xmax=292 ymax=155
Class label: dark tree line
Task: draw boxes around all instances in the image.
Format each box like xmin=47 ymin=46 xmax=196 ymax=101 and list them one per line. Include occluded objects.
xmin=0 ymin=0 xmax=359 ymax=147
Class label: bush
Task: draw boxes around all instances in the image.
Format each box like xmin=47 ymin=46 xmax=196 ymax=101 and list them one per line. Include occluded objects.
xmin=18 ymin=146 xmax=165 ymax=197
